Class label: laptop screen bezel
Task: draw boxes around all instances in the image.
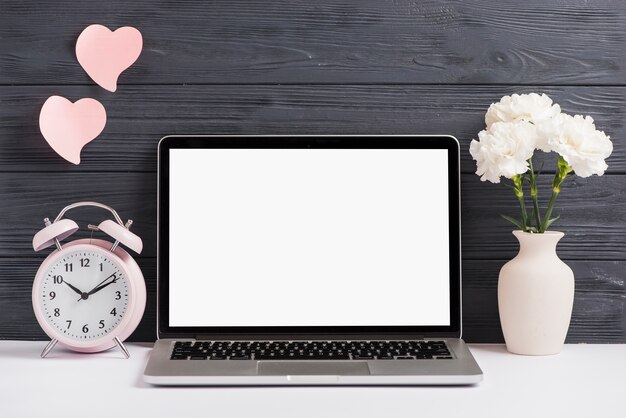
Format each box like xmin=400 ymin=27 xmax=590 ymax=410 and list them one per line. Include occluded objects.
xmin=157 ymin=135 xmax=462 ymax=340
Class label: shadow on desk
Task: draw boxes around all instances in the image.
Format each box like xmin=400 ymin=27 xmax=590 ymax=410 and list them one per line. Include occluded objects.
xmin=0 ymin=340 xmax=154 ymax=360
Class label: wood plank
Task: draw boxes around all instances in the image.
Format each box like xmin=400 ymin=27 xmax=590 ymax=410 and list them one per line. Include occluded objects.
xmin=0 ymin=172 xmax=157 ymax=257
xmin=1 ymin=258 xmax=623 ymax=342
xmin=0 ymin=172 xmax=622 ymax=260
xmin=0 ymin=85 xmax=624 ymax=172
xmin=1 ymin=1 xmax=625 ymax=85
xmin=2 ymin=0 xmax=625 ymax=346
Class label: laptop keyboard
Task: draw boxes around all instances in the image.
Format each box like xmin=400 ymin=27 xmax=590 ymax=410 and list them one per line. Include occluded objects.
xmin=170 ymin=340 xmax=452 ymax=360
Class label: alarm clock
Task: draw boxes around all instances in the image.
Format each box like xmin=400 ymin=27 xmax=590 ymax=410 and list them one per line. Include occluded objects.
xmin=32 ymin=201 xmax=146 ymax=359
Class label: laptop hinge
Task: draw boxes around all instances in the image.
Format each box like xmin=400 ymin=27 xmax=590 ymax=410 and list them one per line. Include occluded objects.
xmin=193 ymin=335 xmax=429 ymax=341
xmin=195 ymin=335 xmax=214 ymax=341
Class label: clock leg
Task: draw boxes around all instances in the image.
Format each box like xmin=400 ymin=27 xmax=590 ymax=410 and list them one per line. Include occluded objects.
xmin=40 ymin=339 xmax=58 ymax=358
xmin=114 ymin=337 xmax=130 ymax=359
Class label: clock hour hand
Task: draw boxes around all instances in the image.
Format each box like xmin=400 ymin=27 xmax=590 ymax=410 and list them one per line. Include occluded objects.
xmin=63 ymin=280 xmax=84 ymax=296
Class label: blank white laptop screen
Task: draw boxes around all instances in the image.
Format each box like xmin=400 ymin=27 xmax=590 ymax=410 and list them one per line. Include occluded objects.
xmin=168 ymin=148 xmax=450 ymax=327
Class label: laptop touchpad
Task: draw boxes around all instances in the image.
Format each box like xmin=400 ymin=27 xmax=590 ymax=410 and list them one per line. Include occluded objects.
xmin=258 ymin=361 xmax=370 ymax=375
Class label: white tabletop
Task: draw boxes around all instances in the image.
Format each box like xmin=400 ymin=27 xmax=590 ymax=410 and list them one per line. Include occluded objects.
xmin=1 ymin=341 xmax=624 ymax=418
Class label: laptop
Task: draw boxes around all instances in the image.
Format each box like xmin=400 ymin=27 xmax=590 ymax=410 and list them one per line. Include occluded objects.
xmin=144 ymin=135 xmax=483 ymax=385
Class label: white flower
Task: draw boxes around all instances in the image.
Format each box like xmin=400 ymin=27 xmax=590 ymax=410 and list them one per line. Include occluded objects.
xmin=485 ymin=93 xmax=561 ymax=130
xmin=546 ymin=114 xmax=613 ymax=177
xmin=469 ymin=121 xmax=538 ymax=183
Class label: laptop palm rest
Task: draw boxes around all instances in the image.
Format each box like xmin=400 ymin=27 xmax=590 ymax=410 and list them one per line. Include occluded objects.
xmin=257 ymin=361 xmax=370 ymax=376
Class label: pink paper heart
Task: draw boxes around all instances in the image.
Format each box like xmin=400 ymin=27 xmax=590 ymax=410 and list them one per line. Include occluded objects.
xmin=76 ymin=24 xmax=142 ymax=92
xmin=39 ymin=96 xmax=107 ymax=165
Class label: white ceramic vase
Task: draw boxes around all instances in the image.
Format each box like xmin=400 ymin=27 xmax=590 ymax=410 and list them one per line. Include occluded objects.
xmin=498 ymin=230 xmax=574 ymax=355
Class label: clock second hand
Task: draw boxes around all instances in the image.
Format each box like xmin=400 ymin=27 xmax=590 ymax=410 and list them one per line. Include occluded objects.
xmin=77 ymin=273 xmax=117 ymax=302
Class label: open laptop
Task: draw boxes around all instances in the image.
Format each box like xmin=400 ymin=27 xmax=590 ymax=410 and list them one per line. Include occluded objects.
xmin=144 ymin=135 xmax=483 ymax=385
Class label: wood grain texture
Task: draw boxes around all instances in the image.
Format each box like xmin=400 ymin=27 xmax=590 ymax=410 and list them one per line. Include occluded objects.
xmin=0 ymin=0 xmax=625 ymax=343
xmin=0 ymin=85 xmax=623 ymax=172
xmin=1 ymin=258 xmax=622 ymax=342
xmin=0 ymin=172 xmax=622 ymax=260
xmin=1 ymin=0 xmax=625 ymax=85
xmin=461 ymin=175 xmax=626 ymax=260
xmin=0 ymin=172 xmax=157 ymax=258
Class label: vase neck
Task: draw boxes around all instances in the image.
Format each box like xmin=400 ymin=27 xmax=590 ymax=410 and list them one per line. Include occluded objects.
xmin=512 ymin=230 xmax=564 ymax=258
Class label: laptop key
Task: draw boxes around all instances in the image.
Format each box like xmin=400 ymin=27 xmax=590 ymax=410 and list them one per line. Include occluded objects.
xmin=170 ymin=340 xmax=452 ymax=360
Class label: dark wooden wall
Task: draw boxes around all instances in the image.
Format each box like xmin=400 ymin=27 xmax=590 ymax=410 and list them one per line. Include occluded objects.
xmin=1 ymin=0 xmax=624 ymax=343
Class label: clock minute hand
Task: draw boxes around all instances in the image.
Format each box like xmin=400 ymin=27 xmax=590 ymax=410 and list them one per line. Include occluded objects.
xmin=84 ymin=273 xmax=117 ymax=294
xmin=86 ymin=278 xmax=118 ymax=296
xmin=78 ymin=273 xmax=118 ymax=301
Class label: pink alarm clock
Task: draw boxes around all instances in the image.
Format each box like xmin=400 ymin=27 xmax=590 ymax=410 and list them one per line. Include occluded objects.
xmin=32 ymin=201 xmax=146 ymax=358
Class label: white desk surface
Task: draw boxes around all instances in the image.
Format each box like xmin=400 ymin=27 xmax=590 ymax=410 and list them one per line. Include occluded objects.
xmin=1 ymin=341 xmax=624 ymax=418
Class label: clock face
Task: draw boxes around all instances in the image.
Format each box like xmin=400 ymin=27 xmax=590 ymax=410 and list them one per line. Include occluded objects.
xmin=37 ymin=249 xmax=129 ymax=341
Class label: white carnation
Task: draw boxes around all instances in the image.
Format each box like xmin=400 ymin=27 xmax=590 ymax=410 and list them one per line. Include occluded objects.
xmin=469 ymin=121 xmax=538 ymax=183
xmin=547 ymin=114 xmax=613 ymax=177
xmin=485 ymin=93 xmax=561 ymax=130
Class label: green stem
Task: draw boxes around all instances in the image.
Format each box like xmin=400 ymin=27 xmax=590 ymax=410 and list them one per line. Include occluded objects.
xmin=539 ymin=170 xmax=564 ymax=232
xmin=539 ymin=156 xmax=573 ymax=232
xmin=527 ymin=158 xmax=541 ymax=230
xmin=539 ymin=190 xmax=559 ymax=232
xmin=517 ymin=194 xmax=528 ymax=231
xmin=512 ymin=174 xmax=528 ymax=232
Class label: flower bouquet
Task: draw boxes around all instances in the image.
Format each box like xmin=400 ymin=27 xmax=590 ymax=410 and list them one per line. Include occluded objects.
xmin=469 ymin=93 xmax=612 ymax=355
xmin=470 ymin=93 xmax=612 ymax=232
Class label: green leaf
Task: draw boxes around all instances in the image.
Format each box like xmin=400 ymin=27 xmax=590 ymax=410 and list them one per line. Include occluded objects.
xmin=542 ymin=214 xmax=561 ymax=231
xmin=500 ymin=214 xmax=525 ymax=230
